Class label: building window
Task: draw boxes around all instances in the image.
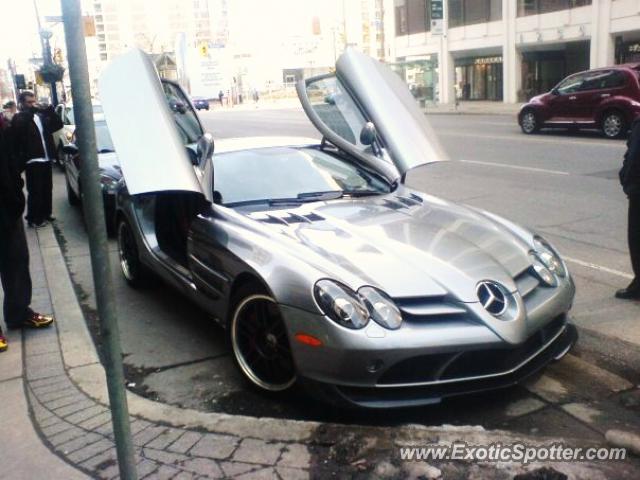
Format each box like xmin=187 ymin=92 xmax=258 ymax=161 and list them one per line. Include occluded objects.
xmin=517 ymin=0 xmax=591 ymax=17
xmin=448 ymin=0 xmax=502 ymax=27
xmin=395 ymin=0 xmax=430 ymax=36
xmin=395 ymin=0 xmax=408 ymax=35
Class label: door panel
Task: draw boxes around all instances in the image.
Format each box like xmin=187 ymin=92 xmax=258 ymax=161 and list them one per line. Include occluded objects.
xmin=99 ymin=49 xmax=203 ymax=196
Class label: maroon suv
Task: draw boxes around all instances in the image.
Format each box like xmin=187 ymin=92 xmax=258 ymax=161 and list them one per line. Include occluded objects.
xmin=519 ymin=64 xmax=640 ymax=138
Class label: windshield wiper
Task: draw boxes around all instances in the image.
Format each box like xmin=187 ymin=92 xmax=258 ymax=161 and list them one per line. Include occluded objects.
xmin=227 ymin=191 xmax=344 ymax=208
xmin=267 ymin=190 xmax=344 ymax=205
xmin=342 ymin=190 xmax=383 ymax=197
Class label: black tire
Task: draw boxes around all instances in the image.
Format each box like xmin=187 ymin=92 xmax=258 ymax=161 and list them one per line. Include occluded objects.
xmin=66 ymin=175 xmax=80 ymax=206
xmin=520 ymin=109 xmax=539 ymax=134
xmin=229 ymin=283 xmax=297 ymax=393
xmin=601 ymin=110 xmax=626 ymax=139
xmin=117 ymin=218 xmax=149 ymax=288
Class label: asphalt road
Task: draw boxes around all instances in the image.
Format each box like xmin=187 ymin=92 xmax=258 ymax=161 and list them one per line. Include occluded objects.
xmin=51 ymin=108 xmax=640 ymax=442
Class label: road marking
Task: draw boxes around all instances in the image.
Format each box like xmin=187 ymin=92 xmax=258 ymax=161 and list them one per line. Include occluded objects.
xmin=439 ymin=130 xmax=625 ymax=148
xmin=459 ymin=159 xmax=570 ymax=176
xmin=563 ymin=256 xmax=634 ymax=279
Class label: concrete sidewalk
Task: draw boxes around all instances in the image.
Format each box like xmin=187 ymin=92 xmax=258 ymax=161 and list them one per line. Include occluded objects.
xmin=1 ymin=222 xmax=639 ymax=479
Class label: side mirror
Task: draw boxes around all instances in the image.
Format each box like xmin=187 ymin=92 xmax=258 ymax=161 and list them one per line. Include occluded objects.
xmin=360 ymin=122 xmax=378 ymax=146
xmin=62 ymin=144 xmax=79 ymax=155
xmin=195 ymin=132 xmax=215 ymax=166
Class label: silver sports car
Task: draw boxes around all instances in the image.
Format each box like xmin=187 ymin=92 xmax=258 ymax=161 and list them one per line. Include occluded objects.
xmin=100 ymin=49 xmax=577 ymax=408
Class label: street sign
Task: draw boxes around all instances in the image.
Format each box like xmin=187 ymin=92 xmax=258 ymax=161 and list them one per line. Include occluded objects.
xmin=430 ymin=0 xmax=443 ymax=35
xmin=430 ymin=0 xmax=443 ymax=20
xmin=199 ymin=43 xmax=209 ymax=57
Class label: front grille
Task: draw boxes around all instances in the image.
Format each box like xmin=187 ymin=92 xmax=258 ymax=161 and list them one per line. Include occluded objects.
xmin=394 ymin=296 xmax=471 ymax=325
xmin=377 ymin=315 xmax=566 ymax=386
xmin=514 ymin=267 xmax=540 ymax=298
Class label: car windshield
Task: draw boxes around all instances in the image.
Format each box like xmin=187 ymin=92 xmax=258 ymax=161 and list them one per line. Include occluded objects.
xmin=94 ymin=121 xmax=115 ymax=153
xmin=214 ymin=146 xmax=391 ymax=207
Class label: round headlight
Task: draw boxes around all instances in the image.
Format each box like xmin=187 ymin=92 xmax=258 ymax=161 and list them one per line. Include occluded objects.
xmin=358 ymin=286 xmax=402 ymax=330
xmin=530 ymin=253 xmax=557 ymax=287
xmin=533 ymin=236 xmax=566 ymax=277
xmin=314 ymin=280 xmax=369 ymax=329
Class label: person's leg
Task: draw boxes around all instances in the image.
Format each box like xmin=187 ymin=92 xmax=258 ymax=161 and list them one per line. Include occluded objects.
xmin=0 ymin=219 xmax=32 ymax=328
xmin=25 ymin=163 xmax=36 ymax=224
xmin=28 ymin=162 xmax=47 ymax=225
xmin=44 ymin=161 xmax=53 ymax=220
xmin=629 ymin=193 xmax=640 ymax=289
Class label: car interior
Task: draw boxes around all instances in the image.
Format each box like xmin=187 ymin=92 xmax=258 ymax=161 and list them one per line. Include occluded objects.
xmin=153 ymin=192 xmax=207 ymax=268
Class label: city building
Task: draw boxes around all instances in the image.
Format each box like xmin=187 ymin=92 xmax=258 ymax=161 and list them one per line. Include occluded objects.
xmin=389 ymin=0 xmax=640 ymax=104
xmin=92 ymin=0 xmax=225 ymax=62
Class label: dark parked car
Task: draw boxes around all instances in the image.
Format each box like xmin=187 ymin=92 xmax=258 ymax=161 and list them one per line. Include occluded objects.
xmin=192 ymin=96 xmax=210 ymax=110
xmin=63 ymin=119 xmax=121 ymax=235
xmin=519 ymin=64 xmax=640 ymax=138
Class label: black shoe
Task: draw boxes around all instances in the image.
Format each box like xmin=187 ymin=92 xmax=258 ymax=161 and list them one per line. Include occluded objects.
xmin=34 ymin=220 xmax=48 ymax=228
xmin=615 ymin=287 xmax=640 ymax=300
xmin=46 ymin=216 xmax=56 ymax=222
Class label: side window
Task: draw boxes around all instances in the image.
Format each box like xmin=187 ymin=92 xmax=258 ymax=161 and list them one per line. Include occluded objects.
xmin=556 ymin=73 xmax=585 ymax=95
xmin=305 ymin=75 xmax=367 ymax=147
xmin=578 ymin=70 xmax=626 ymax=92
xmin=161 ymin=81 xmax=203 ymax=145
xmin=601 ymin=70 xmax=627 ymax=89
xmin=65 ymin=108 xmax=74 ymax=125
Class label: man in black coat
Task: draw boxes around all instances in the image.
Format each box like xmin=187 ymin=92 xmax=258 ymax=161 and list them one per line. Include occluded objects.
xmin=11 ymin=91 xmax=63 ymax=227
xmin=617 ymin=117 xmax=640 ymax=300
xmin=0 ymin=117 xmax=54 ymax=353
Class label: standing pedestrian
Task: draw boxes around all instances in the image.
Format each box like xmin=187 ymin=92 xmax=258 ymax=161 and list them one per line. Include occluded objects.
xmin=10 ymin=91 xmax=63 ymax=228
xmin=617 ymin=116 xmax=640 ymax=300
xmin=0 ymin=119 xmax=54 ymax=352
xmin=2 ymin=100 xmax=17 ymax=123
xmin=218 ymin=90 xmax=224 ymax=107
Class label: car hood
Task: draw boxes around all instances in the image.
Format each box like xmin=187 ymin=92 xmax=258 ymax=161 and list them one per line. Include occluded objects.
xmin=245 ymin=191 xmax=533 ymax=303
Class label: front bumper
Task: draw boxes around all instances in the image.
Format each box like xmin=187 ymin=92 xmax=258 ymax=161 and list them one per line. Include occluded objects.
xmin=310 ymin=320 xmax=577 ymax=408
xmin=281 ymin=277 xmax=576 ymax=408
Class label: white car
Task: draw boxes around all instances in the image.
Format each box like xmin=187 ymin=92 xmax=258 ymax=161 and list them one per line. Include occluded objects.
xmin=53 ymin=103 xmax=104 ymax=167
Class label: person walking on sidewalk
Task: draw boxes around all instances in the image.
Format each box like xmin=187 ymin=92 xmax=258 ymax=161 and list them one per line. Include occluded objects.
xmin=617 ymin=116 xmax=640 ymax=300
xmin=11 ymin=91 xmax=63 ymax=228
xmin=0 ymin=115 xmax=54 ymax=353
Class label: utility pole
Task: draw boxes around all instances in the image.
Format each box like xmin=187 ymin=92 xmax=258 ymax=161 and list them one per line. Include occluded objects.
xmin=59 ymin=0 xmax=137 ymax=478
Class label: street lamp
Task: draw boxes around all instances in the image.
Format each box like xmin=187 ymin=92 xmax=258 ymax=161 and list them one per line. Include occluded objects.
xmin=39 ymin=28 xmax=60 ymax=105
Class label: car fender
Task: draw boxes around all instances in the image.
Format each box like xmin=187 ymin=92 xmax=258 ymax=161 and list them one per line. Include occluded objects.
xmin=595 ymin=97 xmax=634 ymax=125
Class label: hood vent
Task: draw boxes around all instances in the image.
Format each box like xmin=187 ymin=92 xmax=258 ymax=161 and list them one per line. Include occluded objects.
xmin=258 ymin=212 xmax=325 ymax=226
xmin=382 ymin=195 xmax=424 ymax=211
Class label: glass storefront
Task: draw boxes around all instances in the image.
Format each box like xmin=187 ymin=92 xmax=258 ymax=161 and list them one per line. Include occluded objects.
xmin=520 ymin=41 xmax=590 ymax=100
xmin=390 ymin=56 xmax=439 ymax=105
xmin=455 ymin=56 xmax=503 ymax=101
